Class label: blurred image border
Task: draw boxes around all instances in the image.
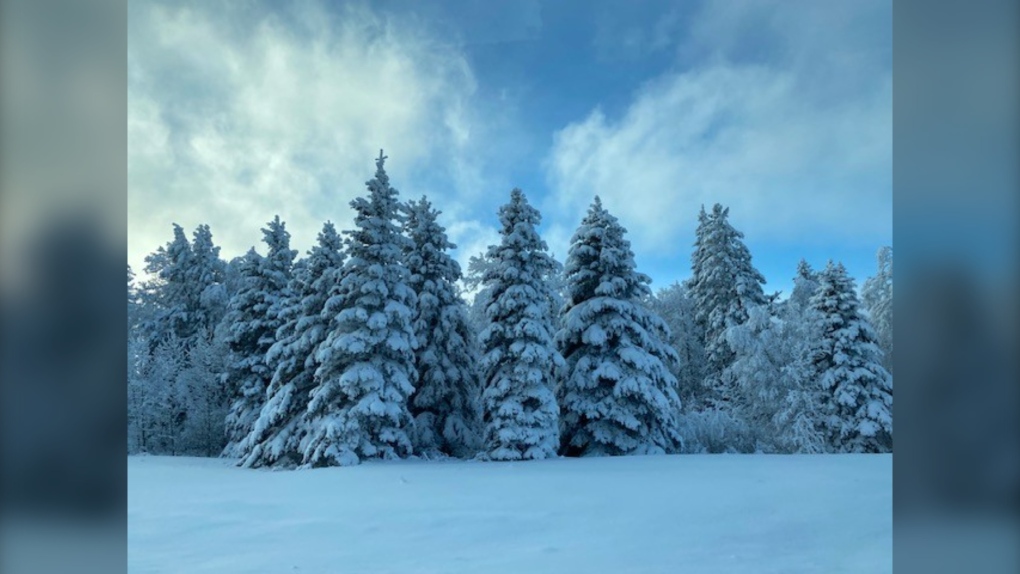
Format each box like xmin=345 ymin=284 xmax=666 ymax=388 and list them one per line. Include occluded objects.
xmin=0 ymin=0 xmax=1017 ymax=572
xmin=0 ymin=1 xmax=127 ymax=573
xmin=894 ymin=0 xmax=1019 ymax=572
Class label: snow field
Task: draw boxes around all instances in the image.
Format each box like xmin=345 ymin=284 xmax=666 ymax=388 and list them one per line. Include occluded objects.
xmin=129 ymin=453 xmax=891 ymax=573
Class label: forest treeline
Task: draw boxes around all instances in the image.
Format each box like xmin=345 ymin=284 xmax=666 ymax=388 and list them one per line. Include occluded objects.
xmin=128 ymin=151 xmax=893 ymax=466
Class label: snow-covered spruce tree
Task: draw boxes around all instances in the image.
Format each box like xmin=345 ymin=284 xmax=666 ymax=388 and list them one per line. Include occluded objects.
xmin=788 ymin=259 xmax=820 ymax=314
xmin=861 ymin=246 xmax=893 ymax=374
xmin=140 ymin=224 xmax=195 ymax=347
xmin=259 ymin=216 xmax=300 ymax=340
xmin=141 ymin=224 xmax=228 ymax=348
xmin=222 ymin=254 xmax=247 ymax=299
xmin=240 ymin=222 xmax=346 ymax=468
xmin=809 ymin=261 xmax=893 ymax=453
xmin=134 ymin=224 xmax=230 ymax=456
xmin=404 ymin=197 xmax=482 ymax=458
xmin=178 ymin=225 xmax=231 ymax=455
xmin=221 ymin=216 xmax=297 ymax=458
xmin=187 ymin=224 xmax=230 ymax=333
xmin=478 ymin=188 xmax=562 ymax=461
xmin=556 ymin=197 xmax=682 ymax=456
xmin=466 ymin=249 xmax=564 ymax=348
xmin=220 ymin=251 xmax=271 ymax=458
xmin=303 ymin=151 xmax=418 ymax=467
xmin=688 ymin=204 xmax=767 ymax=409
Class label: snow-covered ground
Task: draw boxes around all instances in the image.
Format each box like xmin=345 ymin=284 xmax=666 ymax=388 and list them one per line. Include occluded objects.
xmin=128 ymin=454 xmax=891 ymax=573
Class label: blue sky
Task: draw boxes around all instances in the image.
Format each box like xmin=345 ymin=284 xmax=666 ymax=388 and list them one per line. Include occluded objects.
xmin=129 ymin=0 xmax=891 ymax=297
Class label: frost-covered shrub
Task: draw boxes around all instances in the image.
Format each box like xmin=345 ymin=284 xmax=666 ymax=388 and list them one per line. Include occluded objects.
xmin=676 ymin=410 xmax=755 ymax=454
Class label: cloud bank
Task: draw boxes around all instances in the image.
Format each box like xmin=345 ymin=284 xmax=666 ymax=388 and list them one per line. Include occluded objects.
xmin=545 ymin=0 xmax=891 ymax=266
xmin=129 ymin=0 xmax=892 ymax=295
xmin=129 ymin=0 xmax=487 ymax=273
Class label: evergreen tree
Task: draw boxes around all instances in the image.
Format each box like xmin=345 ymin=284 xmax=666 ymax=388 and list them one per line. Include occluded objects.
xmin=140 ymin=223 xmax=228 ymax=346
xmin=260 ymin=216 xmax=300 ymax=341
xmin=404 ymin=197 xmax=482 ymax=458
xmin=223 ymin=255 xmax=247 ymax=299
xmin=240 ymin=222 xmax=346 ymax=468
xmin=135 ymin=224 xmax=229 ymax=456
xmin=809 ymin=261 xmax=893 ymax=453
xmin=222 ymin=217 xmax=297 ymax=458
xmin=129 ymin=264 xmax=156 ymax=348
xmin=557 ymin=198 xmax=682 ymax=456
xmin=788 ymin=259 xmax=820 ymax=314
xmin=467 ymin=249 xmax=564 ymax=352
xmin=688 ymin=204 xmax=767 ymax=408
xmin=221 ymin=250 xmax=268 ymax=457
xmin=479 ymin=188 xmax=562 ymax=461
xmin=141 ymin=224 xmax=195 ymax=346
xmin=188 ymin=224 xmax=229 ymax=334
xmin=861 ymin=246 xmax=893 ymax=374
xmin=303 ymin=151 xmax=418 ymax=467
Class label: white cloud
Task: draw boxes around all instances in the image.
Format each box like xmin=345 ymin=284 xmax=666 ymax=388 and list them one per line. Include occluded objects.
xmin=546 ymin=0 xmax=891 ymax=261
xmin=444 ymin=217 xmax=499 ymax=278
xmin=128 ymin=0 xmax=487 ymax=273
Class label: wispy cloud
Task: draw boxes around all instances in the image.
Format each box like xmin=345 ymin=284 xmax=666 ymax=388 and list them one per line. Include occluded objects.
xmin=128 ymin=0 xmax=490 ymax=272
xmin=129 ymin=0 xmax=892 ymax=293
xmin=545 ymin=0 xmax=891 ymax=267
